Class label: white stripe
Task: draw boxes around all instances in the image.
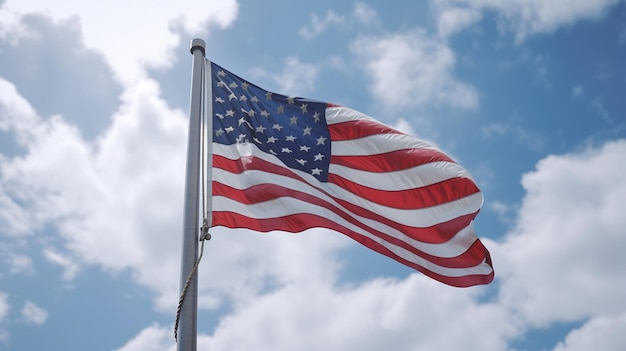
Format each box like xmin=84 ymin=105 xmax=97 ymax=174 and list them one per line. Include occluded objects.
xmin=332 ymin=133 xmax=439 ymax=156
xmin=213 ymin=166 xmax=480 ymax=258
xmin=325 ymin=106 xmax=382 ymax=125
xmin=329 ymin=161 xmax=474 ymax=191
xmin=213 ymin=196 xmax=493 ymax=277
xmin=325 ymin=106 xmax=441 ymax=152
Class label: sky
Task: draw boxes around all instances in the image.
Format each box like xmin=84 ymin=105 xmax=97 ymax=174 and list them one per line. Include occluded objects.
xmin=0 ymin=0 xmax=625 ymax=350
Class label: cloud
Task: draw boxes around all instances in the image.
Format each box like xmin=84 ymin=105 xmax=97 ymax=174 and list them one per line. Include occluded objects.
xmin=571 ymin=84 xmax=584 ymax=99
xmin=0 ymin=0 xmax=239 ymax=81
xmin=4 ymin=252 xmax=33 ymax=275
xmin=432 ymin=0 xmax=623 ymax=41
xmin=481 ymin=122 xmax=546 ymax=151
xmin=20 ymin=300 xmax=47 ymax=325
xmin=553 ymin=313 xmax=626 ymax=351
xmin=0 ymin=72 xmax=190 ymax=303
xmin=496 ymin=139 xmax=626 ymax=327
xmin=0 ymin=14 xmax=122 ymax=139
xmin=0 ymin=292 xmax=7 ymax=321
xmin=252 ymin=57 xmax=319 ymax=96
xmin=298 ymin=10 xmax=345 ymax=39
xmin=0 ymin=292 xmax=7 ymax=344
xmin=299 ymin=2 xmax=378 ymax=39
xmin=200 ymin=275 xmax=515 ymax=351
xmin=352 ymin=28 xmax=478 ymax=110
xmin=43 ymin=249 xmax=79 ymax=281
xmin=115 ymin=324 xmax=174 ymax=351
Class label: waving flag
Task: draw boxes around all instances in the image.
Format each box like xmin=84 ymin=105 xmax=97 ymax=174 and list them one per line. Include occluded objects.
xmin=209 ymin=61 xmax=494 ymax=287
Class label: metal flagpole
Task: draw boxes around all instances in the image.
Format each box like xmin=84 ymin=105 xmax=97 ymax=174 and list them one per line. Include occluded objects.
xmin=177 ymin=38 xmax=206 ymax=351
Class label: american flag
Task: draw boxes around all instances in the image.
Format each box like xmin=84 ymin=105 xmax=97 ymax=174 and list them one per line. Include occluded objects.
xmin=209 ymin=61 xmax=494 ymax=287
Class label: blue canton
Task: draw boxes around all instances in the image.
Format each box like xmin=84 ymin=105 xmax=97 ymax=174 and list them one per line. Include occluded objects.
xmin=211 ymin=62 xmax=331 ymax=182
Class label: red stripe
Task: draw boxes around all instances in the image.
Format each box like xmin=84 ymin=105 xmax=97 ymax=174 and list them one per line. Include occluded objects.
xmin=213 ymin=154 xmax=478 ymax=243
xmin=213 ymin=211 xmax=494 ymax=287
xmin=327 ymin=173 xmax=480 ymax=210
xmin=330 ymin=148 xmax=456 ymax=172
xmin=213 ymin=181 xmax=486 ymax=268
xmin=329 ymin=119 xmax=405 ymax=141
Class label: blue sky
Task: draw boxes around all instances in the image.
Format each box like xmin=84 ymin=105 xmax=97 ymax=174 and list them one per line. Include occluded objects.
xmin=0 ymin=0 xmax=625 ymax=350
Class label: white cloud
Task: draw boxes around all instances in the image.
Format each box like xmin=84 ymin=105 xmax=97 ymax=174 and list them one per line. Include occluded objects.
xmin=299 ymin=10 xmax=346 ymax=39
xmin=253 ymin=57 xmax=319 ymax=96
xmin=299 ymin=2 xmax=378 ymax=39
xmin=0 ymin=292 xmax=8 ymax=321
xmin=43 ymin=249 xmax=79 ymax=281
xmin=0 ymin=292 xmax=7 ymax=345
xmin=496 ymin=139 xmax=626 ymax=327
xmin=481 ymin=121 xmax=546 ymax=151
xmin=436 ymin=6 xmax=482 ymax=38
xmin=115 ymin=324 xmax=174 ymax=351
xmin=193 ymin=275 xmax=515 ymax=351
xmin=0 ymin=75 xmax=189 ymax=302
xmin=5 ymin=253 xmax=33 ymax=275
xmin=0 ymin=0 xmax=239 ymax=82
xmin=571 ymin=84 xmax=584 ymax=99
xmin=20 ymin=300 xmax=47 ymax=325
xmin=433 ymin=0 xmax=622 ymax=41
xmin=352 ymin=2 xmax=378 ymax=25
xmin=352 ymin=29 xmax=478 ymax=110
xmin=553 ymin=313 xmax=626 ymax=351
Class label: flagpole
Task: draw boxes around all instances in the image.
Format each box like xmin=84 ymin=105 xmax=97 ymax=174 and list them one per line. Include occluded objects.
xmin=177 ymin=38 xmax=205 ymax=351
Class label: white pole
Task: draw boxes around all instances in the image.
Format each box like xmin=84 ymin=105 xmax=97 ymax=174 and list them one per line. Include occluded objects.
xmin=177 ymin=38 xmax=205 ymax=351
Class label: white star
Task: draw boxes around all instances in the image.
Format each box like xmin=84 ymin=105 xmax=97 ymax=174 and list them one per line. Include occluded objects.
xmin=218 ymin=70 xmax=226 ymax=77
xmin=239 ymin=95 xmax=247 ymax=102
xmin=303 ymin=126 xmax=312 ymax=135
xmin=290 ymin=116 xmax=298 ymax=125
xmin=215 ymin=128 xmax=224 ymax=136
xmin=281 ymin=148 xmax=293 ymax=153
xmin=272 ymin=124 xmax=283 ymax=131
xmin=260 ymin=110 xmax=270 ymax=117
xmin=286 ymin=135 xmax=297 ymax=142
xmin=296 ymin=159 xmax=307 ymax=166
xmin=215 ymin=97 xmax=225 ymax=103
xmin=314 ymin=153 xmax=325 ymax=161
xmin=265 ymin=92 xmax=272 ymax=100
xmin=287 ymin=96 xmax=295 ymax=104
xmin=311 ymin=168 xmax=322 ymax=175
xmin=313 ymin=112 xmax=320 ymax=122
xmin=267 ymin=136 xmax=278 ymax=143
xmin=228 ymin=93 xmax=237 ymax=101
xmin=251 ymin=96 xmax=259 ymax=103
xmin=225 ymin=110 xmax=235 ymax=117
xmin=229 ymin=82 xmax=238 ymax=88
xmin=241 ymin=108 xmax=256 ymax=117
xmin=236 ymin=133 xmax=246 ymax=142
xmin=300 ymin=103 xmax=308 ymax=113
xmin=316 ymin=135 xmax=327 ymax=145
xmin=277 ymin=105 xmax=284 ymax=114
xmin=255 ymin=125 xmax=267 ymax=133
xmin=300 ymin=145 xmax=311 ymax=152
xmin=242 ymin=81 xmax=250 ymax=90
xmin=225 ymin=126 xmax=234 ymax=133
xmin=217 ymin=81 xmax=226 ymax=88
